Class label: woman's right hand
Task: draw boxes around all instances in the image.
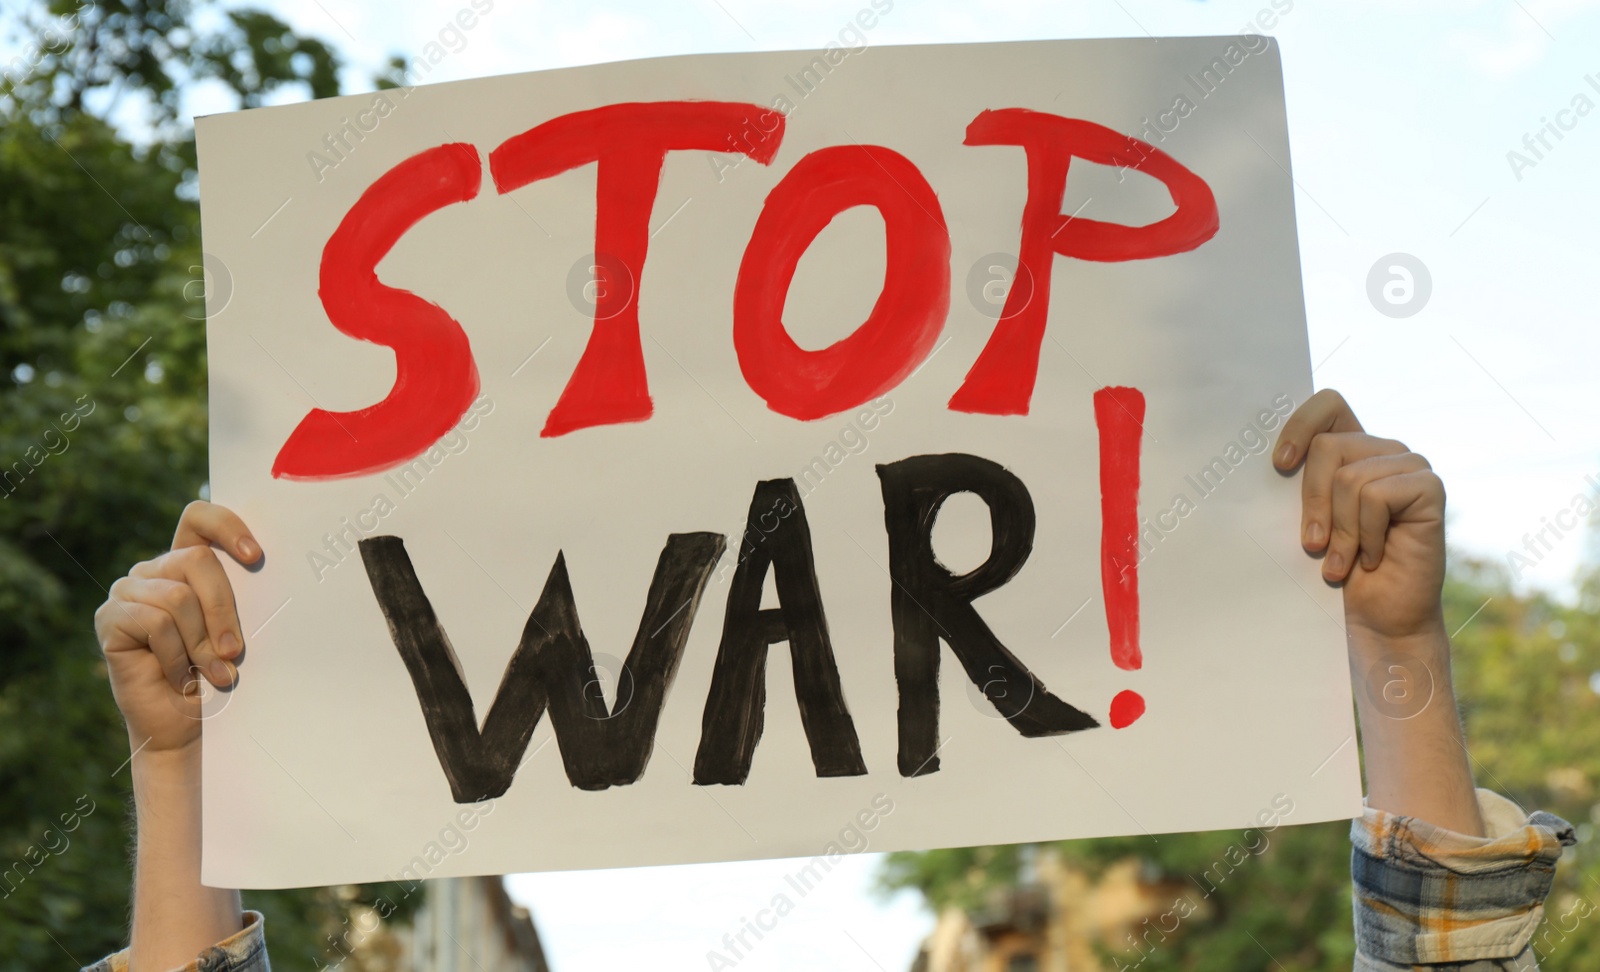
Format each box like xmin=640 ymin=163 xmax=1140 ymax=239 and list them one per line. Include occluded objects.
xmin=94 ymin=500 xmax=262 ymax=757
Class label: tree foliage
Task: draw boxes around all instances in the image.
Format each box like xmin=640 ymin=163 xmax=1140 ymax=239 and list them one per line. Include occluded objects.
xmin=880 ymin=557 xmax=1600 ymax=970
xmin=0 ymin=2 xmax=414 ymax=967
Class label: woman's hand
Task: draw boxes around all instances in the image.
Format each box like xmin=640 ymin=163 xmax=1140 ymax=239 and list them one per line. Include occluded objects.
xmin=95 ymin=500 xmax=261 ymax=757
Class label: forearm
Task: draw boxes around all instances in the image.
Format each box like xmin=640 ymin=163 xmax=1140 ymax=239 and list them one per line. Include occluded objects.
xmin=1348 ymin=627 xmax=1575 ymax=967
xmin=1348 ymin=622 xmax=1484 ymax=837
xmin=128 ymin=741 xmax=242 ymax=971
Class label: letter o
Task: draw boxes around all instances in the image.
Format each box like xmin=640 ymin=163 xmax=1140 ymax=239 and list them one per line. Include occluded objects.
xmin=733 ymin=144 xmax=950 ymax=421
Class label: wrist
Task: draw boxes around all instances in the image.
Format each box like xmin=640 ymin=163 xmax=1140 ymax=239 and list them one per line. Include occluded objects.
xmin=1347 ymin=620 xmax=1458 ymax=726
xmin=1346 ymin=614 xmax=1449 ymax=664
xmin=130 ymin=738 xmax=203 ymax=818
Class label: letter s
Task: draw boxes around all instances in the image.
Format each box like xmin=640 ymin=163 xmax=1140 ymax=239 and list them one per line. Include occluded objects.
xmin=273 ymin=143 xmax=483 ymax=480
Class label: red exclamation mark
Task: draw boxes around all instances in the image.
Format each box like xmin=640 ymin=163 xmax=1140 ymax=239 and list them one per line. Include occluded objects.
xmin=1094 ymin=386 xmax=1145 ymax=729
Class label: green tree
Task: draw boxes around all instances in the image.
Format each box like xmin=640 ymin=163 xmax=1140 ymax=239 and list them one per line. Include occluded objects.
xmin=0 ymin=3 xmax=415 ymax=967
xmin=880 ymin=555 xmax=1600 ymax=970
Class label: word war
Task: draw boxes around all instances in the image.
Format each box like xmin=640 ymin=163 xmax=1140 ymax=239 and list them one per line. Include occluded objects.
xmin=358 ymin=388 xmax=1145 ymax=803
xmin=272 ymin=101 xmax=1217 ymax=481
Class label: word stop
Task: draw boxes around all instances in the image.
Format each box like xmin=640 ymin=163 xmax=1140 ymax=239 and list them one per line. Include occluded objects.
xmin=273 ymin=102 xmax=1216 ymax=481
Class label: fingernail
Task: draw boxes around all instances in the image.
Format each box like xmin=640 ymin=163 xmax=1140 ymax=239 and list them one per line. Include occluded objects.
xmin=1305 ymin=521 xmax=1324 ymax=545
xmin=219 ymin=631 xmax=241 ymax=657
xmin=210 ymin=659 xmax=235 ymax=686
xmin=1325 ymin=551 xmax=1344 ymax=575
xmin=238 ymin=537 xmax=259 ymax=561
xmin=1275 ymin=443 xmax=1295 ymax=466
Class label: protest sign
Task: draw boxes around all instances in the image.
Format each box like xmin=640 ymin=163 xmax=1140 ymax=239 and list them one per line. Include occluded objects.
xmin=196 ymin=35 xmax=1361 ymax=888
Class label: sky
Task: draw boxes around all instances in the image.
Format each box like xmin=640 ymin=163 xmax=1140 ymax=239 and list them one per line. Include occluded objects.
xmin=18 ymin=0 xmax=1600 ymax=969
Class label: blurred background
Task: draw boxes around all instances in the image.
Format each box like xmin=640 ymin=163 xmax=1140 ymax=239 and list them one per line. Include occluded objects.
xmin=2 ymin=1 xmax=1597 ymax=969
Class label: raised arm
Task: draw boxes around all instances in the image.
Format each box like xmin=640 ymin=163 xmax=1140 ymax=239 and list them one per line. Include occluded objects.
xmin=1273 ymin=390 xmax=1580 ymax=970
xmin=1272 ymin=389 xmax=1483 ymax=835
xmin=93 ymin=501 xmax=261 ymax=970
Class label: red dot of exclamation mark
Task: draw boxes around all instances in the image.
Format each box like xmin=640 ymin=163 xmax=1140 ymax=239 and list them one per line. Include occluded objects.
xmin=1109 ymin=689 xmax=1145 ymax=729
xmin=1094 ymin=386 xmax=1145 ymax=729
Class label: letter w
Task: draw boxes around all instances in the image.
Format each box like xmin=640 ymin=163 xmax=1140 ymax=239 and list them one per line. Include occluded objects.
xmin=359 ymin=533 xmax=726 ymax=800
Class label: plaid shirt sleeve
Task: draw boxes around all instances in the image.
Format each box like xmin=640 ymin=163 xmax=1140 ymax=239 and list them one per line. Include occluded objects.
xmin=1352 ymin=788 xmax=1576 ymax=971
xmin=82 ymin=910 xmax=269 ymax=972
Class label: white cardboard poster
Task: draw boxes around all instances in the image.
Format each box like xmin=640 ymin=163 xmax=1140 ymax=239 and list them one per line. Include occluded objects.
xmin=197 ymin=36 xmax=1362 ymax=890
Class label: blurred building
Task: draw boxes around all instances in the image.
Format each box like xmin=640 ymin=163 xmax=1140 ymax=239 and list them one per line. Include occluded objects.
xmin=907 ymin=849 xmax=1200 ymax=972
xmin=335 ymin=876 xmax=550 ymax=972
xmin=398 ymin=876 xmax=550 ymax=972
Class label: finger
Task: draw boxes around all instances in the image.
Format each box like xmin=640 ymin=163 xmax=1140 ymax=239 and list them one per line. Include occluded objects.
xmin=1324 ymin=453 xmax=1431 ymax=581
xmin=173 ymin=500 xmax=262 ymax=564
xmin=132 ymin=545 xmax=244 ymax=666
xmin=1357 ymin=470 xmax=1445 ymax=572
xmin=1300 ymin=432 xmax=1410 ymax=551
xmin=110 ymin=576 xmax=234 ymax=687
xmin=1273 ymin=389 xmax=1364 ymax=471
xmin=106 ymin=599 xmax=197 ymax=696
xmin=96 ymin=597 xmax=149 ymax=657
